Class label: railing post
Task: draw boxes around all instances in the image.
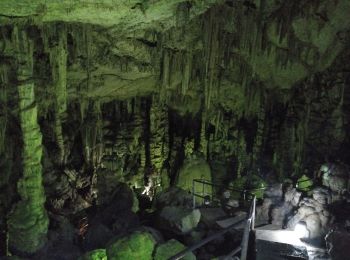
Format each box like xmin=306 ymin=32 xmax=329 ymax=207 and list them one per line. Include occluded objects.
xmin=202 ymin=179 xmax=205 ymax=205
xmin=240 ymin=218 xmax=251 ymax=260
xmin=192 ymin=179 xmax=196 ymax=209
xmin=252 ymin=196 xmax=256 ymax=230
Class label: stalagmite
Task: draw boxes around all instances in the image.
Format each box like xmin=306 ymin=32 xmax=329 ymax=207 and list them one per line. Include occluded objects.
xmin=8 ymin=27 xmax=49 ymax=254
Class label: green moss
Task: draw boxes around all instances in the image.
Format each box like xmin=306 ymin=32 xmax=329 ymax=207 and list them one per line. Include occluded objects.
xmin=249 ymin=175 xmax=266 ymax=199
xmin=154 ymin=239 xmax=196 ymax=260
xmin=79 ymin=249 xmax=107 ymax=260
xmin=107 ymin=231 xmax=156 ymax=260
xmin=296 ymin=174 xmax=313 ymax=192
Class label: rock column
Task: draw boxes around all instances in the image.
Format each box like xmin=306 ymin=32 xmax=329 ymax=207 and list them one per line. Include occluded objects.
xmin=8 ymin=27 xmax=49 ymax=254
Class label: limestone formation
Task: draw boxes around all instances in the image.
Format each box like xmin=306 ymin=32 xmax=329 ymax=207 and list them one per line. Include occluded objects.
xmin=7 ymin=27 xmax=49 ymax=255
xmin=106 ymin=231 xmax=156 ymax=260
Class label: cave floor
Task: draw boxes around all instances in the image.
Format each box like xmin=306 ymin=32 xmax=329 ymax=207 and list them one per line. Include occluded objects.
xmin=255 ymin=226 xmax=328 ymax=260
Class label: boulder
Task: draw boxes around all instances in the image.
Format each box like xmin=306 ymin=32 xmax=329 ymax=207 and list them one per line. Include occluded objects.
xmin=158 ymin=206 xmax=201 ymax=234
xmin=111 ymin=211 xmax=140 ymax=234
xmin=284 ymin=186 xmax=302 ymax=207
xmin=264 ymin=183 xmax=283 ymax=199
xmin=256 ymin=184 xmax=300 ymax=226
xmin=106 ymin=231 xmax=156 ymax=260
xmin=33 ymin=238 xmax=82 ymax=260
xmin=271 ymin=202 xmax=294 ymax=227
xmin=199 ymin=208 xmax=227 ymax=227
xmin=83 ymin=223 xmax=114 ymax=251
xmin=256 ymin=198 xmax=274 ymax=225
xmin=154 ymin=187 xmax=193 ymax=209
xmin=287 ymin=197 xmax=333 ymax=242
xmin=312 ymin=187 xmax=331 ymax=205
xmin=154 ymin=239 xmax=196 ymax=260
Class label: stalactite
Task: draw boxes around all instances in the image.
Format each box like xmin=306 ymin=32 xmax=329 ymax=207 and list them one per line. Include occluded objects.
xmin=252 ymin=99 xmax=266 ymax=171
xmin=161 ymin=49 xmax=170 ymax=98
xmin=149 ymin=99 xmax=168 ymax=174
xmin=199 ymin=113 xmax=208 ymax=159
xmin=236 ymin=131 xmax=248 ymax=179
xmin=81 ymin=100 xmax=104 ymax=168
xmin=49 ymin=25 xmax=68 ymax=165
xmin=8 ymin=27 xmax=48 ymax=254
xmin=0 ymin=65 xmax=8 ymax=154
xmin=203 ymin=7 xmax=220 ymax=110
xmin=181 ymin=50 xmax=192 ymax=95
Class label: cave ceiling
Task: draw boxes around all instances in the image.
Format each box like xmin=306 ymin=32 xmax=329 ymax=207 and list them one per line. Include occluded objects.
xmin=0 ymin=0 xmax=349 ymax=106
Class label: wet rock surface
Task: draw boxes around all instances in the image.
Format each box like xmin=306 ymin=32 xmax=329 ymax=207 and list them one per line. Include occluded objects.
xmin=256 ymin=183 xmax=302 ymax=227
xmin=286 ymin=189 xmax=334 ymax=243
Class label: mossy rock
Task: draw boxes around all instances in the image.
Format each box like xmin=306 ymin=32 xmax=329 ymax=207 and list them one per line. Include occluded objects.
xmin=154 ymin=239 xmax=196 ymax=260
xmin=296 ymin=175 xmax=313 ymax=192
xmin=249 ymin=175 xmax=267 ymax=199
xmin=79 ymin=249 xmax=107 ymax=260
xmin=107 ymin=231 xmax=156 ymax=260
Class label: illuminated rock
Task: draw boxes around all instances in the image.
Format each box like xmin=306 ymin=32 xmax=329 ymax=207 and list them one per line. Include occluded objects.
xmin=106 ymin=231 xmax=156 ymax=260
xmin=158 ymin=206 xmax=201 ymax=234
xmin=79 ymin=249 xmax=107 ymax=260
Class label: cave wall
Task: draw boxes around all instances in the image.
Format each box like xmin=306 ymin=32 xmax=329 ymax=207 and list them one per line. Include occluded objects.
xmin=0 ymin=0 xmax=350 ymax=255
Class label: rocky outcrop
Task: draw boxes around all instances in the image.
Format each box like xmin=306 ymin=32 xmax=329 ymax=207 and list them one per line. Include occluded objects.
xmin=154 ymin=187 xmax=193 ymax=210
xmin=256 ymin=183 xmax=301 ymax=227
xmin=287 ymin=187 xmax=334 ymax=242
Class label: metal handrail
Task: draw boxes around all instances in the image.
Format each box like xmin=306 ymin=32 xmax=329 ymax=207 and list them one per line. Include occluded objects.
xmin=168 ymin=217 xmax=246 ymax=260
xmin=168 ymin=196 xmax=257 ymax=260
xmin=240 ymin=196 xmax=256 ymax=260
xmin=192 ymin=177 xmax=314 ymax=208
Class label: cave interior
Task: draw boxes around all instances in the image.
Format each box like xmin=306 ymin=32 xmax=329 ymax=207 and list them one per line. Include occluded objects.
xmin=0 ymin=0 xmax=350 ymax=260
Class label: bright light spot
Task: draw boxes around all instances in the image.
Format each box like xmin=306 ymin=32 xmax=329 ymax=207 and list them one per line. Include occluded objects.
xmin=294 ymin=222 xmax=309 ymax=239
xmin=320 ymin=165 xmax=329 ymax=173
xmin=142 ymin=185 xmax=151 ymax=196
